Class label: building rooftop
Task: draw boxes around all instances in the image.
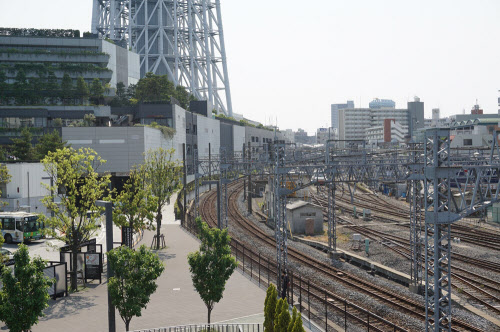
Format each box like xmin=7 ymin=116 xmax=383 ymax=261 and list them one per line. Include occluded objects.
xmin=451 ymin=117 xmax=500 ymax=128
xmin=286 ymin=200 xmax=322 ymax=211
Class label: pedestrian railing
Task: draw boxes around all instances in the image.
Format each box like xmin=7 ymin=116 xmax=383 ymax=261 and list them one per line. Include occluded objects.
xmin=133 ymin=323 xmax=262 ymax=332
xmin=184 ymin=212 xmax=406 ymax=332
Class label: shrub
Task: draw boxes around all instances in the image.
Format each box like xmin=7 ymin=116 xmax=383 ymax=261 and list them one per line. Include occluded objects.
xmin=264 ymin=284 xmax=278 ymax=332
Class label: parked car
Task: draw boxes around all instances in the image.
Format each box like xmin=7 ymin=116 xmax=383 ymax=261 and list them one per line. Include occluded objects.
xmin=1 ymin=248 xmax=15 ymax=265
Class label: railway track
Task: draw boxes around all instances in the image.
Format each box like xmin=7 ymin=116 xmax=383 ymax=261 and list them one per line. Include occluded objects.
xmin=309 ymin=190 xmax=500 ymax=318
xmin=311 ymin=189 xmax=500 ymax=251
xmin=342 ymin=222 xmax=500 ymax=318
xmin=198 ymin=180 xmax=485 ymax=332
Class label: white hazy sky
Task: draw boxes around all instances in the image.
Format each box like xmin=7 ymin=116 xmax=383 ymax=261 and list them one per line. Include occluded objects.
xmin=1 ymin=0 xmax=499 ymax=134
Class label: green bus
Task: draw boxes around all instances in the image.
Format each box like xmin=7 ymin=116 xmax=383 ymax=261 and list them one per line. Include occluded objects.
xmin=0 ymin=212 xmax=44 ymax=243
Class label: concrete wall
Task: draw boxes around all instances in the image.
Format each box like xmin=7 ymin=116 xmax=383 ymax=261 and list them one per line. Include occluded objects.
xmin=63 ymin=127 xmax=148 ymax=174
xmin=197 ymin=115 xmax=220 ymax=158
xmin=102 ymin=39 xmax=141 ymax=88
xmin=220 ymin=123 xmax=233 ymax=154
xmin=287 ymin=206 xmax=323 ymax=234
xmin=0 ymin=163 xmax=52 ymax=215
xmin=233 ymin=125 xmax=246 ymax=153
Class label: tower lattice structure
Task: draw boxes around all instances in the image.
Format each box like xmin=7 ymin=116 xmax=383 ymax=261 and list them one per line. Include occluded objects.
xmin=92 ymin=0 xmax=233 ymax=116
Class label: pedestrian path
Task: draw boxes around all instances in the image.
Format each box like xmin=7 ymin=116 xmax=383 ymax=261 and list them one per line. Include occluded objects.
xmin=0 ymin=195 xmax=268 ymax=332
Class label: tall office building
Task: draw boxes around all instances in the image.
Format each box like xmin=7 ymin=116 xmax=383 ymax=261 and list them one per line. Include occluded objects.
xmin=407 ymin=96 xmax=424 ymax=139
xmin=331 ymin=101 xmax=354 ymax=131
xmin=432 ymin=108 xmax=440 ymax=127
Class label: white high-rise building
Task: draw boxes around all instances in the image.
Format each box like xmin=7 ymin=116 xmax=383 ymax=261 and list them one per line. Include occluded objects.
xmin=338 ymin=107 xmax=410 ymax=141
xmin=331 ymin=101 xmax=354 ymax=131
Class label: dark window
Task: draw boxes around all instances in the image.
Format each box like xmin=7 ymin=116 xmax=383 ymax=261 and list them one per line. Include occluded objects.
xmin=300 ymin=212 xmax=316 ymax=217
xmin=16 ymin=221 xmax=23 ymax=231
xmin=463 ymin=139 xmax=473 ymax=146
xmin=251 ymin=136 xmax=255 ymax=142
xmin=2 ymin=218 xmax=15 ymax=230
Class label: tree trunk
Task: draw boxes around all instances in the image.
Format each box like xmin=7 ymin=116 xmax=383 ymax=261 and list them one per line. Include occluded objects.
xmin=129 ymin=217 xmax=134 ymax=249
xmin=125 ymin=319 xmax=130 ymax=332
xmin=207 ymin=307 xmax=212 ymax=332
xmin=71 ymin=249 xmax=78 ymax=291
xmin=156 ymin=208 xmax=162 ymax=250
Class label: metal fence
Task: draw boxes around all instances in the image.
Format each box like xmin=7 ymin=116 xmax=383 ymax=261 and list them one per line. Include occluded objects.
xmin=184 ymin=213 xmax=405 ymax=332
xmin=133 ymin=323 xmax=261 ymax=332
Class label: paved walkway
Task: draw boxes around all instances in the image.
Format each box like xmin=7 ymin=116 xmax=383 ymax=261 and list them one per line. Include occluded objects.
xmin=0 ymin=195 xmax=267 ymax=332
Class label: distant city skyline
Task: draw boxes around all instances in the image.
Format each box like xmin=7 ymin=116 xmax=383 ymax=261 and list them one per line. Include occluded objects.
xmin=1 ymin=0 xmax=499 ymax=134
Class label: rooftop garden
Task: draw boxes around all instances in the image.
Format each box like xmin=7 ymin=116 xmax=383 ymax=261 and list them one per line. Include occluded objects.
xmin=0 ymin=28 xmax=81 ymax=38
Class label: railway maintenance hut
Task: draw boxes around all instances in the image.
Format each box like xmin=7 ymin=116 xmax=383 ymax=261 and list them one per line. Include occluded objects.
xmin=286 ymin=201 xmax=323 ymax=235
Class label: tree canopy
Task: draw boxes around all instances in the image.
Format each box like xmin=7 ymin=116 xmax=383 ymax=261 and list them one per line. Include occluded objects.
xmin=107 ymin=245 xmax=164 ymax=331
xmin=264 ymin=284 xmax=278 ymax=332
xmin=111 ymin=166 xmax=158 ymax=237
xmin=188 ymin=217 xmax=237 ymax=325
xmin=34 ymin=130 xmax=66 ymax=160
xmin=90 ymin=78 xmax=105 ymax=105
xmin=0 ymin=244 xmax=53 ymax=332
xmin=143 ymin=148 xmax=182 ymax=249
xmin=135 ymin=72 xmax=175 ymax=103
xmin=273 ymin=298 xmax=291 ymax=332
xmin=10 ymin=128 xmax=35 ymax=161
xmin=0 ymin=164 xmax=11 ymax=210
xmin=39 ymin=147 xmax=110 ymax=290
xmin=131 ymin=72 xmax=196 ymax=108
xmin=76 ymin=76 xmax=90 ymax=105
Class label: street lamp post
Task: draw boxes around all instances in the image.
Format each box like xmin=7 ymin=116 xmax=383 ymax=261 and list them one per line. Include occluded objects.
xmin=96 ymin=200 xmax=116 ymax=332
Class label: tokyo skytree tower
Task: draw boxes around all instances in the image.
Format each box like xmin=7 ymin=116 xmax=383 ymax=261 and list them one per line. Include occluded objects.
xmin=92 ymin=0 xmax=233 ymax=116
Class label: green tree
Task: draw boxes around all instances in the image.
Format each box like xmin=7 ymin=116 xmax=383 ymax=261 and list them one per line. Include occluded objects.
xmin=82 ymin=113 xmax=96 ymax=127
xmin=264 ymin=284 xmax=278 ymax=332
xmin=52 ymin=118 xmax=63 ymax=127
xmin=174 ymin=85 xmax=190 ymax=109
xmin=0 ymin=71 xmax=8 ymax=104
xmin=13 ymin=69 xmax=29 ymax=105
xmin=61 ymin=73 xmax=73 ymax=105
xmin=90 ymin=78 xmax=104 ymax=105
xmin=46 ymin=71 xmax=59 ymax=104
xmin=11 ymin=128 xmax=34 ymax=161
xmin=28 ymin=76 xmax=43 ymax=105
xmin=143 ymin=148 xmax=182 ymax=249
xmin=273 ymin=298 xmax=291 ymax=332
xmin=134 ymin=72 xmax=175 ymax=103
xmin=110 ymin=81 xmax=129 ymax=107
xmin=291 ymin=311 xmax=305 ymax=332
xmin=288 ymin=307 xmax=298 ymax=331
xmin=107 ymin=245 xmax=164 ymax=331
xmin=188 ymin=217 xmax=237 ymax=326
xmin=0 ymin=244 xmax=53 ymax=332
xmin=111 ymin=167 xmax=158 ymax=240
xmin=0 ymin=164 xmax=11 ymax=209
xmin=39 ymin=147 xmax=110 ymax=291
xmin=76 ymin=76 xmax=90 ymax=105
xmin=34 ymin=130 xmax=66 ymax=160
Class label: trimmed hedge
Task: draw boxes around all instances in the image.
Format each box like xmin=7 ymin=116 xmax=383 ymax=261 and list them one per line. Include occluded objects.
xmin=0 ymin=28 xmax=80 ymax=38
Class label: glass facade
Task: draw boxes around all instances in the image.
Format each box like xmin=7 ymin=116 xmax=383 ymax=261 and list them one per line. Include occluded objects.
xmin=0 ymin=117 xmax=47 ymax=128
